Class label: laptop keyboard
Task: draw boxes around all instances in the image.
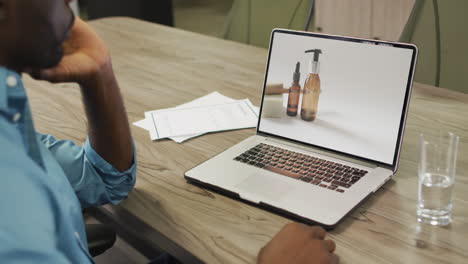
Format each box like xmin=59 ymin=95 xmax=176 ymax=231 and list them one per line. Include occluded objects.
xmin=234 ymin=143 xmax=368 ymax=193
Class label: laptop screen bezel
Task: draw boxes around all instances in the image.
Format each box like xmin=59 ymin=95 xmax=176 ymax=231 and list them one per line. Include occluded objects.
xmin=256 ymin=29 xmax=418 ymax=169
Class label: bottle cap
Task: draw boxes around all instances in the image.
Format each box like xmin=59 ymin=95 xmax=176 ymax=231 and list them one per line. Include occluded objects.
xmin=293 ymin=62 xmax=301 ymax=83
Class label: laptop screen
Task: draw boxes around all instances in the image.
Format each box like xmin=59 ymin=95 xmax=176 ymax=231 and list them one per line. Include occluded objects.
xmin=257 ymin=30 xmax=417 ymax=166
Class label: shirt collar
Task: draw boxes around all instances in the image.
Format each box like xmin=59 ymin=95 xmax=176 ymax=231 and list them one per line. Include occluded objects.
xmin=0 ymin=67 xmax=23 ymax=110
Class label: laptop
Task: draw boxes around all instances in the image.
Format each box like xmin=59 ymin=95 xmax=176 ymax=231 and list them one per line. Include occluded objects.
xmin=185 ymin=29 xmax=418 ymax=229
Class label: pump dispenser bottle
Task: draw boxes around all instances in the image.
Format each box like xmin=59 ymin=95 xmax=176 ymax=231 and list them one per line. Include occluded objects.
xmin=286 ymin=62 xmax=302 ymax=116
xmin=301 ymin=49 xmax=322 ymax=121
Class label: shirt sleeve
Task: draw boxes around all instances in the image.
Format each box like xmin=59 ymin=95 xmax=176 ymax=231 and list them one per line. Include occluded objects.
xmin=37 ymin=133 xmax=137 ymax=208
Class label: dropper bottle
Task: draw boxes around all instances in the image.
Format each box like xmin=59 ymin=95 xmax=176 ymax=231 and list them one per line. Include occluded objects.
xmin=301 ymin=49 xmax=322 ymax=121
xmin=286 ymin=62 xmax=302 ymax=116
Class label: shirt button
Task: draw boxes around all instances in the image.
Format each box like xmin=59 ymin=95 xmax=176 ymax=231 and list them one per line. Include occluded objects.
xmin=12 ymin=112 xmax=21 ymax=122
xmin=6 ymin=75 xmax=18 ymax=87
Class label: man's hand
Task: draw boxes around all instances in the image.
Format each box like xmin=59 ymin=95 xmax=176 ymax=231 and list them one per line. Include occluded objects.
xmin=258 ymin=223 xmax=339 ymax=264
xmin=33 ymin=16 xmax=110 ymax=85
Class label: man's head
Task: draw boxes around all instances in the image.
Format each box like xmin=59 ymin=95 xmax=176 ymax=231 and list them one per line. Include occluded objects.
xmin=0 ymin=0 xmax=75 ymax=72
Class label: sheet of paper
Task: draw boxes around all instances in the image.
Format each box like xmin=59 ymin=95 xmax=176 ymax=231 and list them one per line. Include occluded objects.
xmin=134 ymin=92 xmax=237 ymax=142
xmin=134 ymin=92 xmax=259 ymax=142
xmin=133 ymin=118 xmax=152 ymax=130
xmin=145 ymin=99 xmax=258 ymax=140
xmin=170 ymin=102 xmax=258 ymax=143
xmin=167 ymin=92 xmax=237 ymax=142
xmin=133 ymin=92 xmax=235 ymax=130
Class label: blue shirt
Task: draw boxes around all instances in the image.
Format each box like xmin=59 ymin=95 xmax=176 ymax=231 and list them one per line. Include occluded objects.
xmin=0 ymin=67 xmax=137 ymax=263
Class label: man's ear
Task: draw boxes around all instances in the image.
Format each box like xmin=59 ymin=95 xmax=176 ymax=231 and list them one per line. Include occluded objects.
xmin=0 ymin=0 xmax=7 ymax=21
xmin=0 ymin=2 xmax=6 ymax=21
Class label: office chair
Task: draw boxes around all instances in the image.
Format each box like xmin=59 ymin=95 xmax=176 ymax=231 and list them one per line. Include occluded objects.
xmin=86 ymin=223 xmax=117 ymax=257
xmin=400 ymin=0 xmax=468 ymax=93
xmin=83 ymin=208 xmax=117 ymax=257
xmin=222 ymin=0 xmax=315 ymax=48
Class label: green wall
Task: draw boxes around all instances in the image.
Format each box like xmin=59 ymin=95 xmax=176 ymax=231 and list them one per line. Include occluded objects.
xmin=223 ymin=0 xmax=311 ymax=48
xmin=224 ymin=0 xmax=468 ymax=92
xmin=408 ymin=0 xmax=468 ymax=92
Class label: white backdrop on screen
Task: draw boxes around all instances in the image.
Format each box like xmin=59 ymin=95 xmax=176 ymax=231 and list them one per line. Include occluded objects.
xmin=259 ymin=32 xmax=414 ymax=164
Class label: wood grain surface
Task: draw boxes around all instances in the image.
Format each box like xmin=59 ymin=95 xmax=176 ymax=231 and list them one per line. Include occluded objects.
xmin=24 ymin=18 xmax=468 ymax=264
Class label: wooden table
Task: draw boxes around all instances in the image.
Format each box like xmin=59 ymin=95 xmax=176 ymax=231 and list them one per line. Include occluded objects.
xmin=25 ymin=17 xmax=468 ymax=264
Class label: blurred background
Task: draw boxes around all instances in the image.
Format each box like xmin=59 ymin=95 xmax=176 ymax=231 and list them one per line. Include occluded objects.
xmin=72 ymin=0 xmax=468 ymax=94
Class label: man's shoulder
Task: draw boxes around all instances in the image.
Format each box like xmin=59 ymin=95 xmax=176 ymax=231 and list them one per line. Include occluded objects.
xmin=0 ymin=112 xmax=24 ymax=147
xmin=0 ymin=120 xmax=67 ymax=262
xmin=0 ymin=116 xmax=57 ymax=219
xmin=0 ymin=114 xmax=37 ymax=178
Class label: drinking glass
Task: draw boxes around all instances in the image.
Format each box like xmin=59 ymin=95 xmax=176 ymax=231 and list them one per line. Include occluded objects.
xmin=418 ymin=132 xmax=459 ymax=226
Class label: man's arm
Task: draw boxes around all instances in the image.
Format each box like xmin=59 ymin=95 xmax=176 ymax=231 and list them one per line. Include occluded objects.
xmin=80 ymin=60 xmax=133 ymax=172
xmin=36 ymin=17 xmax=133 ymax=172
xmin=31 ymin=18 xmax=136 ymax=207
xmin=37 ymin=133 xmax=136 ymax=207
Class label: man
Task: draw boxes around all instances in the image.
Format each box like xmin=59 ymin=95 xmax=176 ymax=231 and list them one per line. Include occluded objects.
xmin=0 ymin=0 xmax=136 ymax=263
xmin=0 ymin=1 xmax=338 ymax=263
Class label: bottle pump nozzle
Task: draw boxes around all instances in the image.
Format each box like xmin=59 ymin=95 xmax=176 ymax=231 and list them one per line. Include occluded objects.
xmin=305 ymin=49 xmax=323 ymax=74
xmin=293 ymin=62 xmax=301 ymax=83
xmin=305 ymin=49 xmax=322 ymax=61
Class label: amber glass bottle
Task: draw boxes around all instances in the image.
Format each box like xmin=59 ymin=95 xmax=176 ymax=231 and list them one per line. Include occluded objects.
xmin=301 ymin=73 xmax=320 ymax=121
xmin=301 ymin=49 xmax=322 ymax=121
xmin=286 ymin=62 xmax=301 ymax=116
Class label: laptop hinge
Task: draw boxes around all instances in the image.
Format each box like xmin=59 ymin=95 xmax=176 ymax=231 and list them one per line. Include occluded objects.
xmin=262 ymin=135 xmax=379 ymax=169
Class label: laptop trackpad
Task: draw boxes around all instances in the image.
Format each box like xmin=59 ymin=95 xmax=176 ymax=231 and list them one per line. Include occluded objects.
xmin=235 ymin=173 xmax=292 ymax=203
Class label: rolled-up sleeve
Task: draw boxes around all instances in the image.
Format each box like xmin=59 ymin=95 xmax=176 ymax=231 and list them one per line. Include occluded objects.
xmin=37 ymin=133 xmax=136 ymax=208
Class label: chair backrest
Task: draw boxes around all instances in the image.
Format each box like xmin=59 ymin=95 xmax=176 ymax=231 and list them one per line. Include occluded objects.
xmin=400 ymin=0 xmax=468 ymax=93
xmin=223 ymin=0 xmax=312 ymax=48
